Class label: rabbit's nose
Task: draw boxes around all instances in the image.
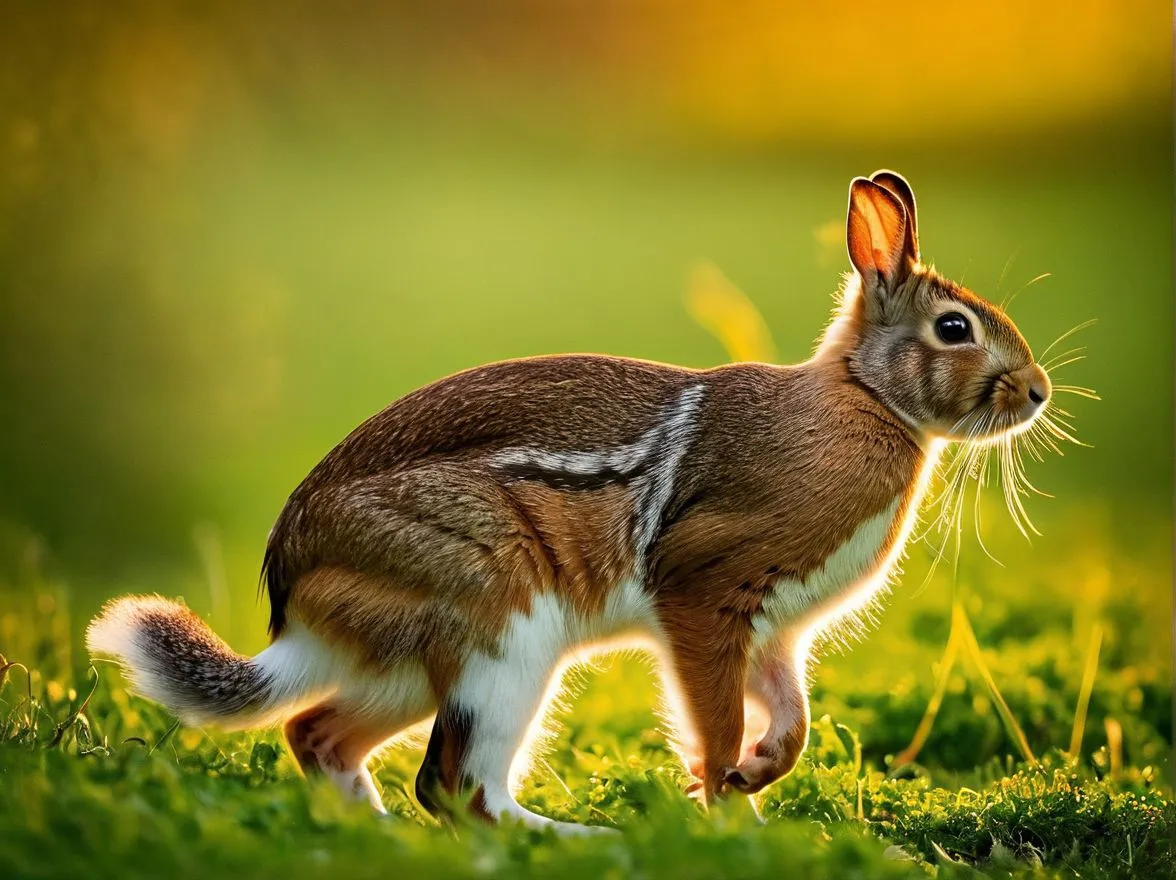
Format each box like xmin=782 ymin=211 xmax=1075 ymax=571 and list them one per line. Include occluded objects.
xmin=1011 ymin=363 xmax=1050 ymax=418
xmin=1026 ymin=363 xmax=1051 ymax=407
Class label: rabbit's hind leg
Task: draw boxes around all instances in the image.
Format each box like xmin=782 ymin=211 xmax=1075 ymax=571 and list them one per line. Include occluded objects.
xmin=414 ymin=596 xmax=614 ymax=835
xmin=285 ymin=675 xmax=433 ymax=813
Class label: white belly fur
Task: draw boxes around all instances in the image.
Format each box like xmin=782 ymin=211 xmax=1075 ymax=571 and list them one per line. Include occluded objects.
xmin=752 ymin=495 xmax=909 ymax=648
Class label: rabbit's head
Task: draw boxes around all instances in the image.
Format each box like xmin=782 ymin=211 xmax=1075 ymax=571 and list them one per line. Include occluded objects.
xmin=831 ymin=171 xmax=1050 ymax=443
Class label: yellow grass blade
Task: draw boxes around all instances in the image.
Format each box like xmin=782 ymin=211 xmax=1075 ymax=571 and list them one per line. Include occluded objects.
xmin=892 ymin=620 xmax=962 ymax=769
xmin=1068 ymin=625 xmax=1103 ymax=757
xmin=1104 ymin=718 xmax=1123 ymax=779
xmin=955 ymin=602 xmax=1039 ymax=768
xmin=686 ymin=262 xmax=778 ymax=363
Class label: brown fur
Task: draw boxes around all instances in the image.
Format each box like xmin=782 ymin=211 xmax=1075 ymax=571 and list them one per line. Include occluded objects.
xmin=506 ymin=482 xmax=638 ymax=617
xmin=264 ymin=356 xmax=688 ymax=635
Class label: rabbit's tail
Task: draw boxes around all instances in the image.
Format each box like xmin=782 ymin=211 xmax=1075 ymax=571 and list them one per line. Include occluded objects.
xmin=87 ymin=595 xmax=327 ymax=730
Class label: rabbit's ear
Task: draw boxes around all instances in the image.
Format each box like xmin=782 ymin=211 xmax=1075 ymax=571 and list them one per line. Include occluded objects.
xmin=846 ymin=177 xmax=915 ymax=294
xmin=869 ymin=170 xmax=919 ymax=262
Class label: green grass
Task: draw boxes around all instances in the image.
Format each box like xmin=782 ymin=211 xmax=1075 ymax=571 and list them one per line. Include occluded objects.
xmin=1 ymin=508 xmax=1171 ymax=879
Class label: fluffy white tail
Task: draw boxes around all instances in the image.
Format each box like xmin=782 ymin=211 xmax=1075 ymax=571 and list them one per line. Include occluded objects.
xmin=87 ymin=595 xmax=332 ymax=730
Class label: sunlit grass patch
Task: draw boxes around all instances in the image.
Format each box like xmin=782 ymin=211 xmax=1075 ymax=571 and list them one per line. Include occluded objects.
xmin=1 ymin=522 xmax=1171 ymax=880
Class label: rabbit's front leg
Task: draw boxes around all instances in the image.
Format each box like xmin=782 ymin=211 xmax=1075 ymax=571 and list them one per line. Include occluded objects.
xmin=658 ymin=603 xmax=751 ymax=804
xmin=722 ymin=640 xmax=809 ymax=795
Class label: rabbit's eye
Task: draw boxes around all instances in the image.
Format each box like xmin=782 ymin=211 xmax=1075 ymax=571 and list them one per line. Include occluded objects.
xmin=935 ymin=312 xmax=971 ymax=344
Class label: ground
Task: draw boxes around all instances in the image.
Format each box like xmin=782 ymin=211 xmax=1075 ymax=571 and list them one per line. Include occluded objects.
xmin=0 ymin=507 xmax=1171 ymax=879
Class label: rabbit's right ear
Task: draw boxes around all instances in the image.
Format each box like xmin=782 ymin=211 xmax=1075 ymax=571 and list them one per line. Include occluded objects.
xmin=846 ymin=177 xmax=916 ymax=295
xmin=869 ymin=170 xmax=919 ymax=263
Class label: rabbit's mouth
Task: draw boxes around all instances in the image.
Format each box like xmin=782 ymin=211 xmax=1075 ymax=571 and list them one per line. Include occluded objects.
xmin=988 ymin=363 xmax=1051 ymax=433
xmin=946 ymin=363 xmax=1049 ymax=444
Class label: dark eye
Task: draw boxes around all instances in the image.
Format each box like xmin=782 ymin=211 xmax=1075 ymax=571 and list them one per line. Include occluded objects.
xmin=935 ymin=312 xmax=971 ymax=344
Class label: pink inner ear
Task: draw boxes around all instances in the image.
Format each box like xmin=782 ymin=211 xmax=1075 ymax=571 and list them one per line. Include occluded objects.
xmin=850 ymin=186 xmax=906 ymax=280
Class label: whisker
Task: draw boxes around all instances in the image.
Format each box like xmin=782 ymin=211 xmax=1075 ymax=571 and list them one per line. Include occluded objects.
xmin=1042 ymin=354 xmax=1087 ymax=374
xmin=1038 ymin=412 xmax=1091 ymax=448
xmin=1041 ymin=346 xmax=1086 ymax=368
xmin=996 ymin=251 xmax=1020 ymax=308
xmin=1001 ymin=434 xmax=1041 ymax=538
xmin=1019 ymin=424 xmax=1050 ymax=463
xmin=1011 ymin=436 xmax=1051 ymax=498
xmin=920 ymin=407 xmax=1006 ymax=576
xmin=920 ymin=378 xmax=1090 ymax=566
xmin=973 ymin=443 xmax=1003 ymax=566
xmin=917 ymin=410 xmax=991 ymax=582
xmin=1043 ymin=406 xmax=1080 ymax=430
xmin=1051 ymin=384 xmax=1100 ymax=401
xmin=1004 ymin=271 xmax=1052 ymax=311
xmin=1029 ymin=412 xmax=1066 ymax=454
xmin=1047 ymin=408 xmax=1080 ymax=428
xmin=1039 ymin=319 xmax=1097 ymax=362
xmin=1031 ymin=423 xmax=1066 ymax=457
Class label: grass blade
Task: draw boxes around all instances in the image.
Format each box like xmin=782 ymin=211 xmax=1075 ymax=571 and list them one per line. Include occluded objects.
xmin=686 ymin=262 xmax=778 ymax=363
xmin=954 ymin=602 xmax=1039 ymax=768
xmin=1068 ymin=625 xmax=1103 ymax=757
xmin=1104 ymin=718 xmax=1123 ymax=779
xmin=892 ymin=620 xmax=961 ymax=769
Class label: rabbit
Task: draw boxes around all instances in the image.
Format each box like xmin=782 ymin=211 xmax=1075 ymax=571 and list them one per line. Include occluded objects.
xmin=88 ymin=170 xmax=1052 ymax=834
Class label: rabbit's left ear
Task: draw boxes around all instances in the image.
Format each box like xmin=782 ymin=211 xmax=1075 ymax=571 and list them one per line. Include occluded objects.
xmin=869 ymin=170 xmax=919 ymax=263
xmin=846 ymin=177 xmax=915 ymax=294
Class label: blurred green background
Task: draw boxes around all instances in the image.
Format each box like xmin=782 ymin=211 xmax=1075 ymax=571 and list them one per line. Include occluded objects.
xmin=0 ymin=0 xmax=1170 ymax=656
